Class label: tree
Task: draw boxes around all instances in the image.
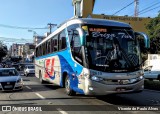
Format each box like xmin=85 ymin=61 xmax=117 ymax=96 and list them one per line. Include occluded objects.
xmin=0 ymin=42 xmax=8 ymax=62
xmin=146 ymin=12 xmax=160 ymax=54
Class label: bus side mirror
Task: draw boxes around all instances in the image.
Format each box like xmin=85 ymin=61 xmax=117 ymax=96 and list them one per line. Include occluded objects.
xmin=135 ymin=32 xmax=150 ymax=62
xmin=76 ymin=28 xmax=85 ymax=46
xmin=135 ymin=32 xmax=150 ymax=48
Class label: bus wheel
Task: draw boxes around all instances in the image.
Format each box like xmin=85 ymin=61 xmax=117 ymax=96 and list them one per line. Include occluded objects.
xmin=39 ymin=72 xmax=45 ymax=84
xmin=65 ymin=76 xmax=76 ymax=96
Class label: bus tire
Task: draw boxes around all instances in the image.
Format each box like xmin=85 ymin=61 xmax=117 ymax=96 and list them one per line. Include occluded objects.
xmin=65 ymin=75 xmax=76 ymax=96
xmin=39 ymin=71 xmax=45 ymax=84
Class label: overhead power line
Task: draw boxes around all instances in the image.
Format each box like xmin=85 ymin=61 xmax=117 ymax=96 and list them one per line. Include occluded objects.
xmin=131 ymin=2 xmax=160 ymax=16
xmin=112 ymin=1 xmax=134 ymax=15
xmin=138 ymin=5 xmax=160 ymax=15
xmin=139 ymin=2 xmax=160 ymax=14
xmin=0 ymin=37 xmax=32 ymax=43
xmin=0 ymin=24 xmax=48 ymax=30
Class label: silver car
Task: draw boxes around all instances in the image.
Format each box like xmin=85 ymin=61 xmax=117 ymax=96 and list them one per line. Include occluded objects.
xmin=0 ymin=68 xmax=23 ymax=91
xmin=144 ymin=66 xmax=160 ymax=81
xmin=24 ymin=65 xmax=35 ymax=76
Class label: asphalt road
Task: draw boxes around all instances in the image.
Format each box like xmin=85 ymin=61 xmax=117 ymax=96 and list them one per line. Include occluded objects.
xmin=0 ymin=76 xmax=160 ymax=114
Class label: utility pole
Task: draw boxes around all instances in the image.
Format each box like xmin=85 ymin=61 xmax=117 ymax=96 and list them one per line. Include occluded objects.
xmin=72 ymin=0 xmax=82 ymax=18
xmin=134 ymin=0 xmax=139 ymax=17
xmin=48 ymin=23 xmax=57 ymax=34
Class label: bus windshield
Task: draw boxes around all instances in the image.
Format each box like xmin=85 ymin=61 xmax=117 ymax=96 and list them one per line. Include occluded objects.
xmin=85 ymin=25 xmax=141 ymax=72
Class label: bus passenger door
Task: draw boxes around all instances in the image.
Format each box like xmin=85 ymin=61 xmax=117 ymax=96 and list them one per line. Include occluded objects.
xmin=69 ymin=28 xmax=86 ymax=91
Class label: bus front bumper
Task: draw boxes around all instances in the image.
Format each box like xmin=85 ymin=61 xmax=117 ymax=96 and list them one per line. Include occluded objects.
xmin=84 ymin=79 xmax=144 ymax=95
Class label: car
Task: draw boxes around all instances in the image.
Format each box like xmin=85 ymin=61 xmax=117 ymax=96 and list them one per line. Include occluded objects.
xmin=11 ymin=64 xmax=19 ymax=70
xmin=24 ymin=65 xmax=35 ymax=76
xmin=0 ymin=68 xmax=23 ymax=91
xmin=18 ymin=63 xmax=33 ymax=75
xmin=144 ymin=66 xmax=160 ymax=81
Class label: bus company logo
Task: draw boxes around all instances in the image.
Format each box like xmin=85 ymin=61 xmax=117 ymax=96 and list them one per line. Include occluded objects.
xmin=2 ymin=106 xmax=11 ymax=111
xmin=89 ymin=28 xmax=107 ymax=32
xmin=45 ymin=58 xmax=55 ymax=80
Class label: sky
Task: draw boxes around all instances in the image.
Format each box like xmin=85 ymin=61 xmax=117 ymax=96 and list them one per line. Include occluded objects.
xmin=0 ymin=0 xmax=159 ymax=47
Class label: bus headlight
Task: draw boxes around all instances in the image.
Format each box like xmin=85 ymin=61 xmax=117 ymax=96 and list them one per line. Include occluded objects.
xmin=138 ymin=76 xmax=143 ymax=80
xmin=91 ymin=76 xmax=103 ymax=82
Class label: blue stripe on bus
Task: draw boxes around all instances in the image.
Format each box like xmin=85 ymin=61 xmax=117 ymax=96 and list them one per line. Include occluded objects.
xmin=35 ymin=49 xmax=84 ymax=94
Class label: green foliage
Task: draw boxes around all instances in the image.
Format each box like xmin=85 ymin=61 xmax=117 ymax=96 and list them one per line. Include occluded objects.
xmin=146 ymin=13 xmax=160 ymax=39
xmin=146 ymin=13 xmax=160 ymax=54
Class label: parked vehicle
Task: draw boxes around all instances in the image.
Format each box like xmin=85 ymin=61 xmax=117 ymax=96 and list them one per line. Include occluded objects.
xmin=143 ymin=54 xmax=160 ymax=81
xmin=0 ymin=68 xmax=23 ymax=91
xmin=24 ymin=65 xmax=35 ymax=76
xmin=18 ymin=63 xmax=33 ymax=75
xmin=144 ymin=66 xmax=160 ymax=81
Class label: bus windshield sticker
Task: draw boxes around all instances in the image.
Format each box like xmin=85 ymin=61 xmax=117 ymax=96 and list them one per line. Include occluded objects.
xmin=118 ymin=32 xmax=133 ymax=40
xmin=89 ymin=28 xmax=107 ymax=32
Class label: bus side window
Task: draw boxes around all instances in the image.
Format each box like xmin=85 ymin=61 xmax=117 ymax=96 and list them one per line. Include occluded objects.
xmin=61 ymin=37 xmax=67 ymax=49
xmin=35 ymin=47 xmax=38 ymax=57
xmin=54 ymin=39 xmax=58 ymax=51
xmin=51 ymin=38 xmax=54 ymax=52
xmin=51 ymin=35 xmax=58 ymax=53
xmin=59 ymin=30 xmax=67 ymax=50
xmin=42 ymin=43 xmax=45 ymax=55
xmin=45 ymin=42 xmax=47 ymax=54
xmin=67 ymin=24 xmax=83 ymax=64
xmin=47 ymin=40 xmax=51 ymax=54
xmin=72 ymin=30 xmax=83 ymax=64
xmin=39 ymin=45 xmax=42 ymax=56
xmin=55 ymin=35 xmax=58 ymax=52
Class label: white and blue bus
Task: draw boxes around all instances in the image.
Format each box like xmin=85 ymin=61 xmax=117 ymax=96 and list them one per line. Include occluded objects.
xmin=35 ymin=18 xmax=150 ymax=96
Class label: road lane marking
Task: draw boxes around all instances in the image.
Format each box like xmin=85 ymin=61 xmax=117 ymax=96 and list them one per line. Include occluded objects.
xmin=57 ymin=108 xmax=68 ymax=114
xmin=35 ymin=93 xmax=45 ymax=99
xmin=25 ymin=86 xmax=31 ymax=90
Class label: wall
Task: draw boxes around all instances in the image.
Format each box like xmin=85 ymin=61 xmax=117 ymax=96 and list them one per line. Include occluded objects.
xmin=82 ymin=0 xmax=152 ymax=33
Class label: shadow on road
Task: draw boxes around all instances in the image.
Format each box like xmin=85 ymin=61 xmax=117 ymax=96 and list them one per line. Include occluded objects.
xmin=96 ymin=90 xmax=160 ymax=106
xmin=96 ymin=94 xmax=137 ymax=106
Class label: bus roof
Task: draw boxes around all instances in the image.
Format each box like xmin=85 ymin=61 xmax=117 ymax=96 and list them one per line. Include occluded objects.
xmin=60 ymin=18 xmax=131 ymax=28
xmin=37 ymin=18 xmax=131 ymax=47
